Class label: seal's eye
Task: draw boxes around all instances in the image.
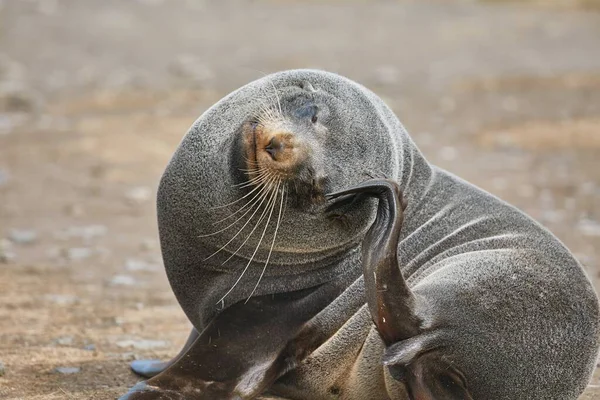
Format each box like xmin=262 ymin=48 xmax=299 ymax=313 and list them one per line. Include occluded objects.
xmin=294 ymin=104 xmax=318 ymax=123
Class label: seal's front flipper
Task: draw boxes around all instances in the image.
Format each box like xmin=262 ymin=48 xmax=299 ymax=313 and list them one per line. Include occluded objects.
xmin=120 ymin=282 xmax=346 ymax=399
xmin=329 ymin=179 xmax=474 ymax=399
xmin=129 ymin=328 xmax=199 ymax=378
xmin=327 ymin=179 xmax=416 ymax=343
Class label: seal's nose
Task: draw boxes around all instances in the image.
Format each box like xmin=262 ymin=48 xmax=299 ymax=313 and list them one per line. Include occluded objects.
xmin=264 ymin=136 xmax=286 ymax=160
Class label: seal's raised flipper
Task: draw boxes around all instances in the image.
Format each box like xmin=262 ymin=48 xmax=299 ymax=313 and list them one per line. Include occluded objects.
xmin=120 ymin=281 xmax=347 ymax=400
xmin=130 ymin=328 xmax=199 ymax=378
xmin=328 ymin=179 xmax=473 ymax=399
xmin=327 ymin=179 xmax=417 ymax=344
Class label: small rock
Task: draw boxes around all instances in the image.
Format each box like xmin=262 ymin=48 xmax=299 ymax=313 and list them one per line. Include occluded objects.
xmin=116 ymin=339 xmax=169 ymax=350
xmin=0 ymin=114 xmax=14 ymax=135
xmin=501 ymin=96 xmax=519 ymax=112
xmin=578 ymin=218 xmax=600 ymax=237
xmin=540 ymin=210 xmax=564 ymax=224
xmin=55 ymin=366 xmax=80 ymax=374
xmin=55 ymin=225 xmax=107 ymax=241
xmin=0 ymin=361 xmax=5 ymax=376
xmin=120 ymin=352 xmax=137 ymax=361
xmin=439 ymin=146 xmax=458 ymax=161
xmin=109 ymin=275 xmax=137 ymax=286
xmin=0 ymin=86 xmax=41 ymax=113
xmin=54 ymin=336 xmax=74 ymax=346
xmin=44 ymin=294 xmax=80 ymax=305
xmin=373 ymin=65 xmax=399 ymax=85
xmin=83 ymin=344 xmax=96 ymax=351
xmin=491 ymin=177 xmax=508 ymax=191
xmin=0 ymin=168 xmax=8 ymax=186
xmin=125 ymin=258 xmax=159 ymax=272
xmin=440 ymin=97 xmax=456 ymax=114
xmin=64 ymin=203 xmax=85 ymax=217
xmin=0 ymin=239 xmax=16 ymax=263
xmin=65 ymin=247 xmax=92 ymax=260
xmin=8 ymin=229 xmax=37 ymax=245
xmin=140 ymin=238 xmax=157 ymax=251
xmin=517 ymin=184 xmax=535 ymax=199
xmin=124 ymin=186 xmax=152 ymax=204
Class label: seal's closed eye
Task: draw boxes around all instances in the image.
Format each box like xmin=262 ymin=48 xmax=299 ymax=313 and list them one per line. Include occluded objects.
xmin=293 ymin=104 xmax=318 ymax=122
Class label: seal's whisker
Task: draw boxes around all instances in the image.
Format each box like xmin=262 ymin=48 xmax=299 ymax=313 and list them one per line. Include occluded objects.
xmin=246 ymin=184 xmax=286 ymax=302
xmin=220 ymin=180 xmax=280 ymax=265
xmin=204 ymin=178 xmax=277 ymax=261
xmin=255 ymin=97 xmax=278 ymax=124
xmin=218 ymin=180 xmax=280 ymax=304
xmin=234 ymin=170 xmax=272 ymax=188
xmin=268 ymin=80 xmax=283 ymax=116
xmin=211 ymin=177 xmax=269 ymax=210
xmin=199 ymin=183 xmax=271 ymax=238
xmin=211 ymin=174 xmax=276 ymax=225
xmin=231 ymin=169 xmax=272 ymax=192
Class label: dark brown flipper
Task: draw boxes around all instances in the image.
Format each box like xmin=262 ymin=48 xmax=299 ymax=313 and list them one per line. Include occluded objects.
xmin=119 ymin=282 xmax=347 ymax=400
xmin=130 ymin=328 xmax=200 ymax=378
xmin=326 ymin=179 xmax=421 ymax=344
xmin=329 ymin=180 xmax=473 ymax=399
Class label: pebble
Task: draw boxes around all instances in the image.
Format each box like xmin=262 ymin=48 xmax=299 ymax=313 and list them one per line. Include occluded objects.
xmin=105 ymin=352 xmax=137 ymax=361
xmin=124 ymin=186 xmax=152 ymax=204
xmin=116 ymin=339 xmax=169 ymax=350
xmin=66 ymin=247 xmax=92 ymax=261
xmin=140 ymin=238 xmax=158 ymax=251
xmin=439 ymin=146 xmax=458 ymax=161
xmin=373 ymin=65 xmax=399 ymax=85
xmin=83 ymin=344 xmax=97 ymax=351
xmin=8 ymin=229 xmax=37 ymax=245
xmin=109 ymin=275 xmax=138 ymax=286
xmin=0 ymin=168 xmax=8 ymax=186
xmin=0 ymin=361 xmax=5 ymax=377
xmin=125 ymin=258 xmax=159 ymax=272
xmin=45 ymin=294 xmax=80 ymax=305
xmin=439 ymin=96 xmax=456 ymax=114
xmin=578 ymin=218 xmax=600 ymax=237
xmin=55 ymin=367 xmax=81 ymax=374
xmin=55 ymin=225 xmax=107 ymax=241
xmin=54 ymin=336 xmax=74 ymax=346
xmin=0 ymin=114 xmax=14 ymax=135
xmin=0 ymin=238 xmax=16 ymax=263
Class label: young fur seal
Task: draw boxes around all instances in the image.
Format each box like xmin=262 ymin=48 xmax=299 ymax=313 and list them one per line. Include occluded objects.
xmin=119 ymin=70 xmax=600 ymax=399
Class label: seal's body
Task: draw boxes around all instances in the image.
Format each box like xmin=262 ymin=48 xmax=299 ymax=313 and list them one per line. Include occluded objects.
xmin=120 ymin=70 xmax=600 ymax=400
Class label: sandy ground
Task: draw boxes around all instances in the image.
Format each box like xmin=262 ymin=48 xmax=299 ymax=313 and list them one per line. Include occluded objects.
xmin=1 ymin=1 xmax=600 ymax=399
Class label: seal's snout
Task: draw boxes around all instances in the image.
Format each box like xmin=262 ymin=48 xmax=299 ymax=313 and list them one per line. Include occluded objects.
xmin=264 ymin=133 xmax=295 ymax=163
xmin=243 ymin=119 xmax=309 ymax=180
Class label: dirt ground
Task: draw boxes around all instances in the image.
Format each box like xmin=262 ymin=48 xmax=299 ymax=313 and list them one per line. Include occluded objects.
xmin=1 ymin=1 xmax=600 ymax=399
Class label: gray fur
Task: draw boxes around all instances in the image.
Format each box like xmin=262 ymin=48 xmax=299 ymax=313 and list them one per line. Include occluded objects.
xmin=156 ymin=69 xmax=600 ymax=399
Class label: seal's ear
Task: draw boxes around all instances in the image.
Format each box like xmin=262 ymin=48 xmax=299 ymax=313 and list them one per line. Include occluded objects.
xmin=301 ymin=81 xmax=318 ymax=92
xmin=382 ymin=334 xmax=472 ymax=400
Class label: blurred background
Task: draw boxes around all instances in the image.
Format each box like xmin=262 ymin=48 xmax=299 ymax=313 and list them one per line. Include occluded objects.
xmin=0 ymin=0 xmax=599 ymax=399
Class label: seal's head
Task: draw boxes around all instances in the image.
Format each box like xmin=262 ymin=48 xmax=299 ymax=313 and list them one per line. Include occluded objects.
xmin=234 ymin=81 xmax=330 ymax=210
